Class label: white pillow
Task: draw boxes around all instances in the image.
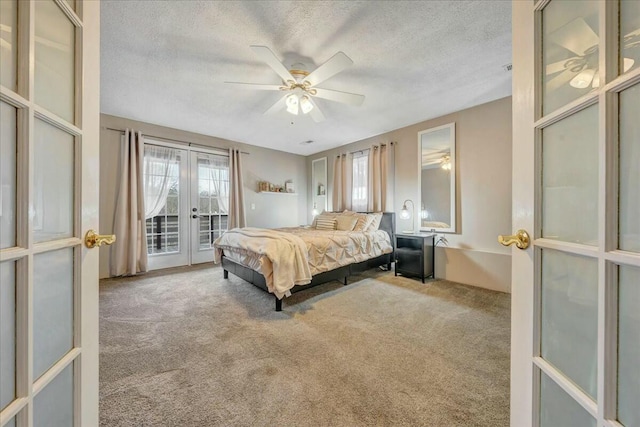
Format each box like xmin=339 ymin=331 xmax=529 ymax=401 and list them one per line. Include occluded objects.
xmin=336 ymin=215 xmax=358 ymax=231
xmin=365 ymin=212 xmax=383 ymax=232
xmin=316 ymin=216 xmax=336 ymax=230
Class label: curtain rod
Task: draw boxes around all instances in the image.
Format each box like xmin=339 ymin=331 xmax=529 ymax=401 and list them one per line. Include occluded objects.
xmin=104 ymin=127 xmax=250 ymax=155
xmin=337 ymin=141 xmax=395 ymax=157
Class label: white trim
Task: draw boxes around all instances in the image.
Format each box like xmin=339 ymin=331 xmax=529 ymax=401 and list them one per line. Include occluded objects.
xmin=31 ymin=348 xmax=80 ymax=396
xmin=533 ymin=238 xmax=599 ymax=258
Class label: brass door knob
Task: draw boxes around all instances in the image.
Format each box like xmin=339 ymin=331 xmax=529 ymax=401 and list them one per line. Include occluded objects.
xmin=85 ymin=230 xmax=116 ymax=248
xmin=498 ymin=229 xmax=530 ymax=250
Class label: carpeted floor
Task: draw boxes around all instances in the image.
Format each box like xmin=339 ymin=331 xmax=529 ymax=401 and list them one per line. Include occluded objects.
xmin=99 ymin=264 xmax=510 ymax=427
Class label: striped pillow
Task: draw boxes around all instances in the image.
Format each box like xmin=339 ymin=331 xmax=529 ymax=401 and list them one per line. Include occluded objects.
xmin=315 ymin=216 xmax=336 ymax=230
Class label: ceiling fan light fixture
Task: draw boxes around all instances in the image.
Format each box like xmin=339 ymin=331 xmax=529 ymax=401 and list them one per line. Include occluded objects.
xmin=286 ymin=94 xmax=299 ymax=115
xmin=300 ymin=95 xmax=314 ymax=114
xmin=569 ymin=68 xmax=595 ymax=89
xmin=623 ymin=57 xmax=635 ymax=73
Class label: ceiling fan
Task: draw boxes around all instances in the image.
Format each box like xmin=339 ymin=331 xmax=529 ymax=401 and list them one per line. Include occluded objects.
xmin=225 ymin=46 xmax=365 ymax=122
xmin=546 ymin=18 xmax=639 ymax=91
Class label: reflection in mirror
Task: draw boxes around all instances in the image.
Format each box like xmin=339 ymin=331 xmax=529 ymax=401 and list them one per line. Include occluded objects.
xmin=419 ymin=123 xmax=456 ymax=233
xmin=311 ymin=157 xmax=327 ymax=217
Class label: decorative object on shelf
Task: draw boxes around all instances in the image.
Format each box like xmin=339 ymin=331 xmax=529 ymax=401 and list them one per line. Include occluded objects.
xmin=400 ymin=199 xmax=415 ymax=234
xmin=318 ymin=184 xmax=325 ymax=196
xmin=285 ymin=180 xmax=295 ymax=193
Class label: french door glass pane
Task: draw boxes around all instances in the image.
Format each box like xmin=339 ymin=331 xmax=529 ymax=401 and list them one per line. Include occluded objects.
xmin=33 ymin=248 xmax=73 ymax=379
xmin=542 ymin=105 xmax=598 ymax=245
xmin=5 ymin=417 xmax=15 ymax=427
xmin=35 ymin=0 xmax=75 ymax=123
xmin=541 ymin=248 xmax=597 ymax=398
xmin=0 ymin=0 xmax=17 ymax=91
xmin=619 ymin=84 xmax=640 ymax=253
xmin=34 ymin=120 xmax=74 ymax=243
xmin=542 ymin=0 xmax=599 ymax=115
xmin=540 ymin=372 xmax=597 ymax=427
xmin=197 ymin=153 xmax=229 ymax=250
xmin=0 ymin=261 xmax=16 ymax=410
xmin=33 ymin=363 xmax=74 ymax=427
xmin=620 ymin=0 xmax=640 ymax=76
xmin=0 ymin=102 xmax=17 ymax=249
xmin=618 ymin=265 xmax=640 ymax=427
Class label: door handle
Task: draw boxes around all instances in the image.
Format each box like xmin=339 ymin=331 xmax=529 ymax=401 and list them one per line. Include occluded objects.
xmin=85 ymin=230 xmax=116 ymax=248
xmin=498 ymin=229 xmax=530 ymax=250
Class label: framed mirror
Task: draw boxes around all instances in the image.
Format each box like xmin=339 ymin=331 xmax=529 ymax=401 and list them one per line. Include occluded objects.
xmin=419 ymin=123 xmax=456 ymax=233
xmin=311 ymin=157 xmax=327 ymax=217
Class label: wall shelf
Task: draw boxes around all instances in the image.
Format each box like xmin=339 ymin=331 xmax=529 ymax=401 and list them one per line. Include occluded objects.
xmin=258 ymin=191 xmax=298 ymax=196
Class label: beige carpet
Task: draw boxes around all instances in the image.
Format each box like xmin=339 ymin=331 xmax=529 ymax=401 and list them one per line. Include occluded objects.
xmin=99 ymin=264 xmax=510 ymax=426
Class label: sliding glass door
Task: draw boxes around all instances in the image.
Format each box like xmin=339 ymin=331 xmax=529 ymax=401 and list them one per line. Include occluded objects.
xmin=142 ymin=142 xmax=229 ymax=270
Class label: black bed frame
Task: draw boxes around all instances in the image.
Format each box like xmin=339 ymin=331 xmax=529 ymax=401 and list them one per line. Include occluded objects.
xmin=221 ymin=212 xmax=396 ymax=311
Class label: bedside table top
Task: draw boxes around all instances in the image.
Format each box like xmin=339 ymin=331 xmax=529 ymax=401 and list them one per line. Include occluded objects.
xmin=396 ymin=232 xmax=436 ymax=238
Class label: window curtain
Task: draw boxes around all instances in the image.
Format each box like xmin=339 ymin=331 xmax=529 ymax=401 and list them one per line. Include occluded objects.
xmin=352 ymin=151 xmax=369 ymax=212
xmin=368 ymin=142 xmax=394 ymax=211
xmin=111 ymin=129 xmax=148 ymax=276
xmin=332 ymin=153 xmax=352 ymax=211
xmin=143 ymin=145 xmax=178 ymax=219
xmin=228 ymin=148 xmax=245 ymax=228
xmin=206 ymin=154 xmax=229 ymax=214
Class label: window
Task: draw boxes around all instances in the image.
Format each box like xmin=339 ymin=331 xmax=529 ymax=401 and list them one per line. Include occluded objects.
xmin=197 ymin=153 xmax=229 ymax=249
xmin=352 ymin=151 xmax=368 ymax=211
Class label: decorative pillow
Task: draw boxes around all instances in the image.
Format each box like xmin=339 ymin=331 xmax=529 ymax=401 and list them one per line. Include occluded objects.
xmin=316 ymin=216 xmax=336 ymax=230
xmin=312 ymin=210 xmax=340 ymax=228
xmin=342 ymin=210 xmax=373 ymax=231
xmin=365 ymin=212 xmax=383 ymax=232
xmin=335 ymin=215 xmax=358 ymax=231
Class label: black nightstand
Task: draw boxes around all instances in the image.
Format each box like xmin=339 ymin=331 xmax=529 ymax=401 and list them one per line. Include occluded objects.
xmin=394 ymin=233 xmax=436 ymax=283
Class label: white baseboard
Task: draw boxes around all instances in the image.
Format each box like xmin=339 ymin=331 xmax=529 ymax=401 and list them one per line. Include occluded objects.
xmin=434 ymin=247 xmax=511 ymax=293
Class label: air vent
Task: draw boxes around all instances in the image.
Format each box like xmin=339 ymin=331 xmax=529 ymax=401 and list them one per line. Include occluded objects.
xmin=503 ymin=63 xmax=512 ymax=72
xmin=300 ymin=140 xmax=314 ymax=145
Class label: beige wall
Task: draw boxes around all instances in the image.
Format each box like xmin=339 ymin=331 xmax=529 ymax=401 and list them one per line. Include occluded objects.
xmin=307 ymin=97 xmax=513 ymax=293
xmin=99 ymin=114 xmax=308 ymax=279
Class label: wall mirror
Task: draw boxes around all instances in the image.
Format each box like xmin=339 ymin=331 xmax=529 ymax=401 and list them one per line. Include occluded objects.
xmin=311 ymin=157 xmax=327 ymax=216
xmin=419 ymin=123 xmax=456 ymax=233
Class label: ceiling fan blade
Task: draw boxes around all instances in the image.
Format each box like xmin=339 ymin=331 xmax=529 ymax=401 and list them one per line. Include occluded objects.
xmin=304 ymin=52 xmax=354 ymax=86
xmin=224 ymin=82 xmax=283 ymax=91
xmin=546 ymin=68 xmax=575 ymax=92
xmin=264 ymin=94 xmax=288 ymax=115
xmin=307 ymin=97 xmax=325 ymax=123
xmin=548 ymin=18 xmax=599 ymax=56
xmin=313 ymin=88 xmax=365 ymax=106
xmin=250 ymin=45 xmax=295 ymax=83
xmin=545 ymin=58 xmax=578 ymax=75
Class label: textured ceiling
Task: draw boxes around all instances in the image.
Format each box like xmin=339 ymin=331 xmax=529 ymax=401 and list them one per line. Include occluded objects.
xmin=101 ymin=1 xmax=512 ymax=156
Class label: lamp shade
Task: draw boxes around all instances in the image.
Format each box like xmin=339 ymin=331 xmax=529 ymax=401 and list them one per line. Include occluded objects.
xmin=286 ymin=94 xmax=299 ymax=115
xmin=400 ymin=207 xmax=411 ymax=220
xmin=300 ymin=95 xmax=314 ymax=114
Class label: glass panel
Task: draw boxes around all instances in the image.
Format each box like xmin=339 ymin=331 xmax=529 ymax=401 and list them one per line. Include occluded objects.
xmin=33 ymin=363 xmax=73 ymax=427
xmin=541 ymin=249 xmax=597 ymax=398
xmin=542 ymin=0 xmax=599 ymax=115
xmin=542 ymin=105 xmax=598 ymax=245
xmin=0 ymin=0 xmax=17 ymax=91
xmin=621 ymin=0 xmax=640 ymax=76
xmin=33 ymin=248 xmax=73 ymax=379
xmin=34 ymin=120 xmax=74 ymax=243
xmin=618 ymin=265 xmax=640 ymax=427
xmin=6 ymin=417 xmax=16 ymax=427
xmin=35 ymin=0 xmax=75 ymax=123
xmin=1 ymin=102 xmax=17 ymax=249
xmin=619 ymin=84 xmax=640 ymax=253
xmin=0 ymin=261 xmax=16 ymax=410
xmin=540 ymin=372 xmax=597 ymax=427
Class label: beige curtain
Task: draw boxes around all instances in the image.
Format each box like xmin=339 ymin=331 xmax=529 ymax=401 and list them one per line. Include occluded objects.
xmin=111 ymin=129 xmax=148 ymax=276
xmin=332 ymin=154 xmax=352 ymax=211
xmin=367 ymin=143 xmax=394 ymax=211
xmin=228 ymin=148 xmax=246 ymax=228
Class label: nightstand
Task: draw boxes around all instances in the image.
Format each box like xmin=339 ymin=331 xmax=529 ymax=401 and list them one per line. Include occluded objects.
xmin=394 ymin=233 xmax=435 ymax=283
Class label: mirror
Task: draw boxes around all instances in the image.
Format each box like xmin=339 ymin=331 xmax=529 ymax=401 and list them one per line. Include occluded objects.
xmin=311 ymin=157 xmax=327 ymax=217
xmin=419 ymin=123 xmax=456 ymax=233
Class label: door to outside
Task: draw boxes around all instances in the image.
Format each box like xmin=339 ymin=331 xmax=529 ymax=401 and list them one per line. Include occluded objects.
xmin=511 ymin=1 xmax=639 ymax=427
xmin=0 ymin=0 xmax=100 ymax=426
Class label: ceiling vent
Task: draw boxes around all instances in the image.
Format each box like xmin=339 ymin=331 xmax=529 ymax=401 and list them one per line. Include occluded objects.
xmin=300 ymin=140 xmax=314 ymax=145
xmin=503 ymin=63 xmax=512 ymax=72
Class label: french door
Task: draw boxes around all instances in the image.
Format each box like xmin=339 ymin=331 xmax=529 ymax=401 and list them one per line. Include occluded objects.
xmin=511 ymin=1 xmax=639 ymax=427
xmin=0 ymin=1 xmax=100 ymax=426
xmin=144 ymin=144 xmax=229 ymax=270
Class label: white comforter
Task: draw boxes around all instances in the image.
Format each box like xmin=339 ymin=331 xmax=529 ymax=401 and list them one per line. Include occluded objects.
xmin=214 ymin=227 xmax=393 ymax=299
xmin=214 ymin=227 xmax=312 ymax=299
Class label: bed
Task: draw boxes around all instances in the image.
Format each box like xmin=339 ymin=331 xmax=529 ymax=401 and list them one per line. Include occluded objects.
xmin=214 ymin=212 xmax=396 ymax=311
